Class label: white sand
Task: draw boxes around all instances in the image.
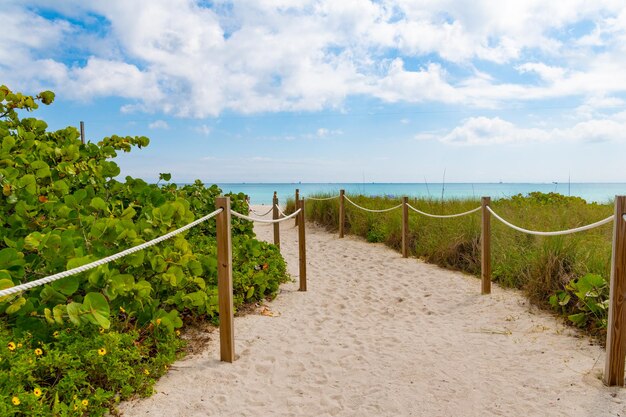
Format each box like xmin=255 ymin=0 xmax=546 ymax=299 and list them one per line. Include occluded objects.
xmin=119 ymin=206 xmax=626 ymax=416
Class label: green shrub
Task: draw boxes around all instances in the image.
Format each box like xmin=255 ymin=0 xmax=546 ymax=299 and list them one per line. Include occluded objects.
xmin=0 ymin=85 xmax=289 ymax=415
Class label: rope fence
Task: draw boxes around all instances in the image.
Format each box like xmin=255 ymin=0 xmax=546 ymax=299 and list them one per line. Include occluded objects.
xmin=486 ymin=206 xmax=614 ymax=236
xmin=231 ymin=208 xmax=301 ymax=224
xmin=0 ymin=194 xmax=309 ymax=366
xmin=0 ymin=208 xmax=224 ymax=298
xmin=4 ymin=184 xmax=626 ymax=387
xmin=302 ymin=188 xmax=626 ymax=387
xmin=250 ymin=206 xmax=274 ymax=217
xmin=306 ymin=195 xmax=340 ymax=201
xmin=344 ymin=195 xmax=403 ymax=213
xmin=407 ymin=203 xmax=481 ymax=218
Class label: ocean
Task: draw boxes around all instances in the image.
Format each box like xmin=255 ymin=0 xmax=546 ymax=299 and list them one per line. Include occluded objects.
xmin=215 ymin=183 xmax=626 ymax=205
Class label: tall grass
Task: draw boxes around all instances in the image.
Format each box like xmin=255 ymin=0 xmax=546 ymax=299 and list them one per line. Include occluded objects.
xmin=287 ymin=192 xmax=614 ymax=335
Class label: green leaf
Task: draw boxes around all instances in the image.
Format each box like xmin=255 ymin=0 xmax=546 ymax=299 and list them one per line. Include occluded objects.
xmin=44 ymin=307 xmax=55 ymax=324
xmin=67 ymin=256 xmax=95 ymax=271
xmin=39 ymin=91 xmax=55 ymax=105
xmin=51 ymin=275 xmax=80 ymax=296
xmin=24 ymin=232 xmax=43 ymax=251
xmin=246 ymin=286 xmax=255 ymax=299
xmin=134 ymin=280 xmax=152 ymax=299
xmin=82 ymin=292 xmax=110 ymax=329
xmin=558 ymin=293 xmax=571 ymax=306
xmin=150 ymin=255 xmax=167 ymax=273
xmin=568 ymin=313 xmax=588 ymax=327
xmin=0 ymin=248 xmax=23 ymax=269
xmin=39 ymin=286 xmax=67 ymax=305
xmin=53 ymin=304 xmax=66 ymax=324
xmin=30 ymin=160 xmax=51 ymax=178
xmin=18 ymin=174 xmax=37 ymax=194
xmin=66 ymin=302 xmax=82 ymax=326
xmin=2 ymin=136 xmax=16 ymax=152
xmin=90 ymin=197 xmax=108 ymax=211
xmin=0 ymin=278 xmax=15 ymax=302
xmin=6 ymin=296 xmax=26 ymax=314
xmin=121 ymin=206 xmax=136 ymax=220
xmin=159 ymin=173 xmax=172 ymax=182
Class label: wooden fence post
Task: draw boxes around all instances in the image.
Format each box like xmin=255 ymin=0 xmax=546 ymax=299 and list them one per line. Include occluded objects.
xmin=273 ymin=192 xmax=280 ymax=249
xmin=216 ymin=197 xmax=235 ymax=363
xmin=605 ymin=195 xmax=626 ymax=386
xmin=295 ymin=188 xmax=300 ymax=227
xmin=402 ymin=196 xmax=409 ymax=258
xmin=339 ymin=189 xmax=345 ymax=238
xmin=80 ymin=121 xmax=85 ymax=144
xmin=481 ymin=196 xmax=491 ymax=295
xmin=298 ymin=198 xmax=307 ymax=291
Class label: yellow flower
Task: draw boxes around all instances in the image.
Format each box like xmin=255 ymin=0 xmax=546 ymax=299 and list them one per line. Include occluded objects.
xmin=98 ymin=348 xmax=106 ymax=356
xmin=12 ymin=397 xmax=20 ymax=405
xmin=7 ymin=342 xmax=16 ymax=351
xmin=143 ymin=369 xmax=150 ymax=376
xmin=34 ymin=348 xmax=43 ymax=356
xmin=119 ymin=306 xmax=126 ymax=313
xmin=81 ymin=399 xmax=89 ymax=407
xmin=17 ymin=343 xmax=22 ymax=348
xmin=156 ymin=318 xmax=162 ymax=325
xmin=33 ymin=388 xmax=42 ymax=397
xmin=99 ymin=327 xmax=105 ymax=334
xmin=175 ymin=330 xmax=180 ymax=336
xmin=53 ymin=331 xmax=59 ymax=338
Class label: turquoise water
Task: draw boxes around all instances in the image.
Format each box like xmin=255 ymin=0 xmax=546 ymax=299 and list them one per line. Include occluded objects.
xmin=216 ymin=183 xmax=626 ymax=205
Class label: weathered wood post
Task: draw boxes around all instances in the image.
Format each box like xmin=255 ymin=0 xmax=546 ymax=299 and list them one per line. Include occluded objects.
xmin=402 ymin=197 xmax=409 ymax=258
xmin=605 ymin=195 xmax=626 ymax=386
xmin=80 ymin=121 xmax=85 ymax=144
xmin=216 ymin=197 xmax=235 ymax=362
xmin=339 ymin=189 xmax=345 ymax=238
xmin=298 ymin=198 xmax=307 ymax=291
xmin=272 ymin=191 xmax=280 ymax=249
xmin=481 ymin=196 xmax=491 ymax=295
xmin=295 ymin=188 xmax=300 ymax=227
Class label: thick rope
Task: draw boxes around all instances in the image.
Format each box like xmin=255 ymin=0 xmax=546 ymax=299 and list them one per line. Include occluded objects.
xmin=344 ymin=196 xmax=403 ymax=213
xmin=407 ymin=204 xmax=481 ymax=218
xmin=250 ymin=206 xmax=274 ymax=217
xmin=231 ymin=208 xmax=301 ymax=223
xmin=306 ymin=195 xmax=340 ymax=201
xmin=486 ymin=206 xmax=614 ymax=236
xmin=0 ymin=208 xmax=224 ymax=298
xmin=276 ymin=205 xmax=289 ymax=218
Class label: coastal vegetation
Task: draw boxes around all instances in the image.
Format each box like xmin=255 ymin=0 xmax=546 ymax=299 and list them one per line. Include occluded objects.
xmin=0 ymin=86 xmax=289 ymax=416
xmin=293 ymin=193 xmax=614 ymax=335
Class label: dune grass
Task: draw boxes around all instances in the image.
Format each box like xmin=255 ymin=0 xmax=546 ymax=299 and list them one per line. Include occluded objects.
xmin=287 ymin=192 xmax=614 ymax=335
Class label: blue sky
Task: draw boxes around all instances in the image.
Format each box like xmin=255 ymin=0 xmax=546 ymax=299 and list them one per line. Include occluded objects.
xmin=3 ymin=0 xmax=626 ymax=183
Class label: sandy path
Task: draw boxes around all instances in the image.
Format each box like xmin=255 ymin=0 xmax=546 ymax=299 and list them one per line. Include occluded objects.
xmin=120 ymin=207 xmax=626 ymax=417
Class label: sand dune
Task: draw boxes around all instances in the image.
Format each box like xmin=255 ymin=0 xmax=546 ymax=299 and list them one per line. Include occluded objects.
xmin=119 ymin=206 xmax=625 ymax=416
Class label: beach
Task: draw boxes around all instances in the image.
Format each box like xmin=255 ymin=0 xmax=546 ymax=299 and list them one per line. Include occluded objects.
xmin=119 ymin=206 xmax=626 ymax=416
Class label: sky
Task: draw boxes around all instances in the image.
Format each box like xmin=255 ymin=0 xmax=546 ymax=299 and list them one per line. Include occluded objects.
xmin=3 ymin=0 xmax=626 ymax=183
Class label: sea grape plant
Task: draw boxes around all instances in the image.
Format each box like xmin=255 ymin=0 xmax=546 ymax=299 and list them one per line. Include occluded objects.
xmin=0 ymin=85 xmax=289 ymax=415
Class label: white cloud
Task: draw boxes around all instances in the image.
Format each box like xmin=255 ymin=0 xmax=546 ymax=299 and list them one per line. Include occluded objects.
xmin=195 ymin=125 xmax=212 ymax=135
xmin=148 ymin=120 xmax=169 ymax=129
xmin=315 ymin=128 xmax=343 ymax=138
xmin=5 ymin=1 xmax=626 ymax=116
xmin=424 ymin=114 xmax=626 ymax=146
